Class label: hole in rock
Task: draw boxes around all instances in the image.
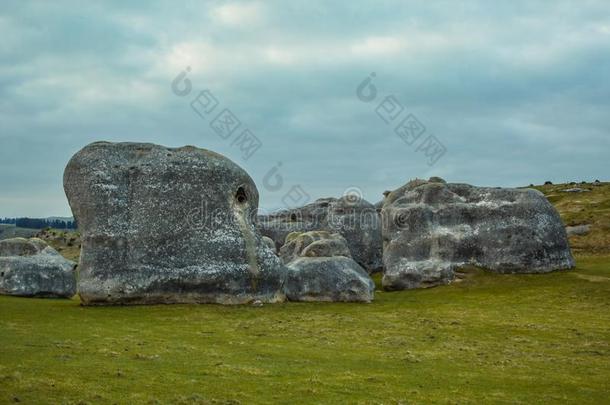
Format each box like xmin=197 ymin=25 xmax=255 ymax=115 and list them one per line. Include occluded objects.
xmin=235 ymin=187 xmax=247 ymax=204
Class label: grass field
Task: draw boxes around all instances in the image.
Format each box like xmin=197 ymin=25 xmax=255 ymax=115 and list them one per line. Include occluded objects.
xmin=1 ymin=182 xmax=609 ymax=404
xmin=1 ymin=255 xmax=609 ymax=404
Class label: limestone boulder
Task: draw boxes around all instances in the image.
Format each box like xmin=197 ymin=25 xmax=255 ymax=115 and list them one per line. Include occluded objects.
xmin=259 ymin=197 xmax=382 ymax=272
xmin=381 ymin=178 xmax=575 ymax=290
xmin=0 ymin=238 xmax=76 ymax=298
xmin=565 ymin=224 xmax=591 ymax=236
xmin=63 ymin=141 xmax=286 ymax=305
xmin=279 ymin=230 xmax=351 ymax=264
xmin=281 ymin=231 xmax=374 ymax=302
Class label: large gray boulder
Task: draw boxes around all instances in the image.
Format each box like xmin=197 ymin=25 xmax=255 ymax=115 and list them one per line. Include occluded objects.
xmin=259 ymin=197 xmax=382 ymax=272
xmin=381 ymin=178 xmax=575 ymax=290
xmin=281 ymin=231 xmax=375 ymax=302
xmin=63 ymin=141 xmax=286 ymax=305
xmin=0 ymin=238 xmax=76 ymax=298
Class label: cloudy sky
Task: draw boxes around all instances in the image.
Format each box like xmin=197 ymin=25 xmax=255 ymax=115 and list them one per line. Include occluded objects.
xmin=1 ymin=1 xmax=609 ymax=217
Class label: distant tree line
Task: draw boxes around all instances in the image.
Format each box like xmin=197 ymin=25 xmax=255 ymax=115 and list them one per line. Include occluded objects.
xmin=0 ymin=217 xmax=77 ymax=230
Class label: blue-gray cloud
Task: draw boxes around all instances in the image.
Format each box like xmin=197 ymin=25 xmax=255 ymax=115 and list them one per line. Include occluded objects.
xmin=0 ymin=0 xmax=609 ymax=216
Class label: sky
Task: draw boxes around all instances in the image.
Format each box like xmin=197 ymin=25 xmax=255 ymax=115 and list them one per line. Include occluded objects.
xmin=1 ymin=0 xmax=609 ymax=217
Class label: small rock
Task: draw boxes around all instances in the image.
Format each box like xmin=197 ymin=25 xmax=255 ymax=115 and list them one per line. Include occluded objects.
xmin=285 ymin=257 xmax=375 ymax=302
xmin=0 ymin=238 xmax=76 ymax=298
xmin=561 ymin=188 xmax=590 ymax=193
xmin=281 ymin=231 xmax=374 ymax=302
xmin=566 ymin=224 xmax=591 ymax=236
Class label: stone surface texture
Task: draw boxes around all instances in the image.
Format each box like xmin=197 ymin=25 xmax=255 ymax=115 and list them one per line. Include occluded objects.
xmin=280 ymin=231 xmax=375 ymax=302
xmin=64 ymin=141 xmax=286 ymax=305
xmin=259 ymin=197 xmax=382 ymax=272
xmin=381 ymin=178 xmax=575 ymax=290
xmin=0 ymin=238 xmax=76 ymax=298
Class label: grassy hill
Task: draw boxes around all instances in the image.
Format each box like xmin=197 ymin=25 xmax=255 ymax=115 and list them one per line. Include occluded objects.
xmin=34 ymin=228 xmax=81 ymax=262
xmin=0 ymin=182 xmax=608 ymax=403
xmin=532 ymin=181 xmax=610 ymax=255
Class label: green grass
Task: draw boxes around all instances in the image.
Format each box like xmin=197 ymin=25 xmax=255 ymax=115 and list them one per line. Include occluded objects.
xmin=1 ymin=255 xmax=609 ymax=404
xmin=2 ymin=182 xmax=608 ymax=403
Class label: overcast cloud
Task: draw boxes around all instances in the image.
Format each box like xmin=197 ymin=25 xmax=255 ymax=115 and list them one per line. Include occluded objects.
xmin=1 ymin=0 xmax=609 ymax=217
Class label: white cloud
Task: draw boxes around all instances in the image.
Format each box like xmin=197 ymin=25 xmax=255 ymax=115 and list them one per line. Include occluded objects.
xmin=350 ymin=36 xmax=405 ymax=56
xmin=1 ymin=0 xmax=610 ymax=216
xmin=210 ymin=2 xmax=264 ymax=27
xmin=263 ymin=46 xmax=297 ymax=65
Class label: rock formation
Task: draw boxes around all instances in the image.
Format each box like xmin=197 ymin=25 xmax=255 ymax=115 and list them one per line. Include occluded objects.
xmin=280 ymin=231 xmax=375 ymax=302
xmin=64 ymin=141 xmax=286 ymax=305
xmin=259 ymin=197 xmax=382 ymax=272
xmin=0 ymin=238 xmax=76 ymax=298
xmin=262 ymin=236 xmax=277 ymax=254
xmin=381 ymin=177 xmax=575 ymax=290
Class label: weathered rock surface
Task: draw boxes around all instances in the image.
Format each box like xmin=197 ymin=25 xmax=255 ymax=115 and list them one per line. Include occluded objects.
xmin=281 ymin=231 xmax=374 ymax=302
xmin=64 ymin=141 xmax=286 ymax=305
xmin=381 ymin=178 xmax=575 ymax=290
xmin=262 ymin=236 xmax=277 ymax=254
xmin=259 ymin=197 xmax=382 ymax=272
xmin=279 ymin=230 xmax=351 ymax=263
xmin=0 ymin=238 xmax=76 ymax=298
